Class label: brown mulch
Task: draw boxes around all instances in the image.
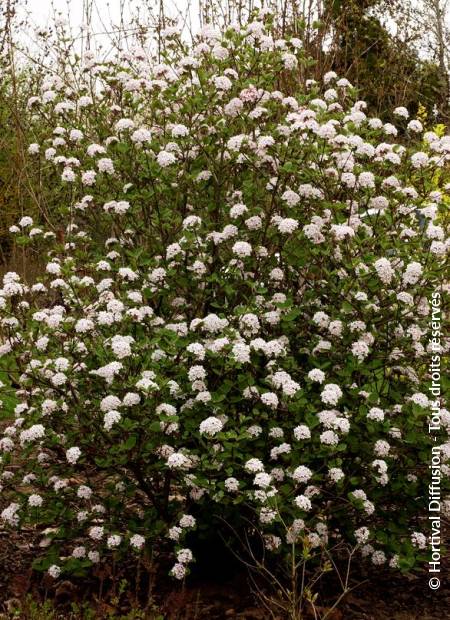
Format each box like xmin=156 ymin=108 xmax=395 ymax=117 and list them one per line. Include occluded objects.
xmin=0 ymin=529 xmax=448 ymax=619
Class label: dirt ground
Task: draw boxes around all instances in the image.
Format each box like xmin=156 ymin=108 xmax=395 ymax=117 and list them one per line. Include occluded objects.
xmin=0 ymin=529 xmax=448 ymax=619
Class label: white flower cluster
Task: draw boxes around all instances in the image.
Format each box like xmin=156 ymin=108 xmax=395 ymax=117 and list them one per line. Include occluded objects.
xmin=0 ymin=14 xmax=448 ymax=584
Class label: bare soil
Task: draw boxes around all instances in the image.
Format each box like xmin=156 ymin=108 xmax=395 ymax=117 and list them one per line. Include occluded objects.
xmin=0 ymin=528 xmax=448 ymax=619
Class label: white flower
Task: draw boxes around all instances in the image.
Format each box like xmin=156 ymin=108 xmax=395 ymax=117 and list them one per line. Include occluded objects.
xmin=171 ymin=124 xmax=189 ymax=137
xmin=214 ymin=75 xmax=232 ymax=90
xmin=123 ymin=392 xmax=140 ymax=406
xmin=402 ymin=261 xmax=423 ymax=286
xmin=97 ymin=158 xmax=115 ymax=174
xmin=324 ymin=71 xmax=337 ymax=83
xmin=410 ymin=392 xmax=429 ymax=408
xmin=130 ymin=534 xmax=145 ymax=550
xmin=51 ymin=372 xmax=67 ymax=387
xmin=168 ymin=526 xmax=182 ymax=541
xmin=131 ymin=128 xmax=151 ymax=144
xmin=92 ymin=361 xmax=123 ymax=384
xmin=254 ymin=472 xmax=272 ymax=488
xmin=100 ymin=395 xmax=122 ymax=412
xmin=107 ymin=534 xmax=122 ymax=549
xmin=303 ymin=223 xmax=324 ymax=244
xmin=261 ymin=392 xmax=279 ymax=409
xmin=354 ymin=527 xmax=370 ymax=544
xmin=351 ymin=340 xmax=370 ymax=362
xmin=179 ymin=514 xmax=196 ymax=528
xmin=293 ymin=425 xmax=311 ymax=440
xmin=294 ymin=495 xmax=312 ymax=511
xmin=281 ymin=190 xmax=300 ymax=206
xmin=199 ymin=416 xmax=223 ymax=436
xmin=411 ymin=152 xmax=429 ymax=168
xmin=182 ymin=215 xmax=201 ymax=229
xmin=312 ymin=311 xmax=329 ymax=328
xmin=331 ymin=224 xmax=355 ymax=240
xmin=225 ymin=477 xmax=239 ymax=492
xmin=358 ymin=171 xmax=375 ymax=188
xmin=407 ymin=120 xmax=423 ymax=132
xmin=278 ymin=218 xmax=298 ymax=234
xmin=69 ymin=545 xmax=86 ymax=559
xmin=20 ymin=424 xmax=45 ymax=444
xmin=239 ymin=313 xmax=260 ymax=336
xmin=393 ymin=106 xmax=409 ymax=119
xmin=28 ymin=494 xmax=43 ymax=507
xmin=48 ymin=565 xmax=61 ymax=579
xmin=328 ymin=468 xmax=344 ymax=483
xmin=374 ymin=439 xmax=390 ymax=456
xmin=188 ymin=365 xmax=206 ymax=381
xmin=110 ymin=334 xmax=134 ymax=359
xmin=1 ymin=502 xmax=20 ymax=526
xmin=292 ymin=466 xmax=312 ymax=483
xmin=75 ymin=318 xmax=95 ymax=333
xmin=77 ymin=485 xmax=92 ymax=499
xmin=308 ymin=369 xmax=325 ymax=383
xmin=374 ymin=258 xmax=394 ymax=284
xmin=411 ymin=531 xmax=427 ymax=549
xmin=320 ymin=430 xmax=339 ymax=446
xmin=371 ymin=550 xmax=386 ymax=565
xmin=104 ymin=410 xmax=121 ymax=431
xmin=66 ymin=447 xmax=81 ymax=464
xmin=157 ymin=150 xmax=176 ymax=167
xmin=232 ymin=342 xmax=251 ymax=363
xmin=227 ymin=134 xmax=246 ymax=151
xmin=167 ymin=452 xmax=191 ymax=469
xmin=89 ymin=526 xmax=104 ymax=540
xmin=282 ymin=53 xmax=298 ymax=69
xmin=115 ymin=118 xmax=135 ymax=131
xmin=232 ymin=241 xmax=252 ymax=257
xmin=320 ymin=384 xmax=342 ymax=406
xmin=177 ymin=548 xmax=194 ymax=564
xmin=224 ymin=98 xmax=243 ymax=116
xmin=260 ymin=507 xmax=277 ymax=524
xmin=245 ymin=458 xmax=264 ymax=473
xmin=367 ymin=407 xmax=384 ymax=422
xmin=171 ymin=563 xmax=186 ymax=580
xmin=81 ymin=170 xmax=96 ymax=185
xmin=19 ymin=216 xmax=33 ymax=228
xmin=245 ymin=216 xmax=262 ymax=230
xmin=62 ymin=167 xmax=76 ymax=182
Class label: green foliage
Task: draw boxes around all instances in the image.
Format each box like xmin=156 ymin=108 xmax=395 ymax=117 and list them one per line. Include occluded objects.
xmin=322 ymin=1 xmax=447 ymax=122
xmin=0 ymin=7 xmax=448 ymax=612
xmin=8 ymin=595 xmax=163 ymax=619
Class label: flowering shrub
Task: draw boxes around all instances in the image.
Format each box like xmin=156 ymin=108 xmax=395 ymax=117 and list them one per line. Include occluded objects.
xmin=0 ymin=14 xmax=449 ymax=583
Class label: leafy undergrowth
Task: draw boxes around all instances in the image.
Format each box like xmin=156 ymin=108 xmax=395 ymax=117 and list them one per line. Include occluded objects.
xmin=0 ymin=526 xmax=448 ymax=620
xmin=1 ymin=576 xmax=449 ymax=620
